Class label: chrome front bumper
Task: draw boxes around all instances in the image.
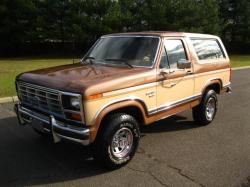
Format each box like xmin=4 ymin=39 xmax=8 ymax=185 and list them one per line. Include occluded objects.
xmin=14 ymin=103 xmax=90 ymax=145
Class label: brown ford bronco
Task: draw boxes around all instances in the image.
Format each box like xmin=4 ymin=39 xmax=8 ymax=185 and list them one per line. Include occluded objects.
xmin=15 ymin=32 xmax=231 ymax=168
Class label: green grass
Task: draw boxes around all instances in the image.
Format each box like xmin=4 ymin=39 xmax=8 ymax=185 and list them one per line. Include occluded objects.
xmin=0 ymin=55 xmax=250 ymax=97
xmin=230 ymin=55 xmax=250 ymax=67
xmin=0 ymin=58 xmax=74 ymax=97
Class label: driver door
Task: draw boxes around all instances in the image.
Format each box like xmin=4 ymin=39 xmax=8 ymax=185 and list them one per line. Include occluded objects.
xmin=156 ymin=38 xmax=195 ymax=112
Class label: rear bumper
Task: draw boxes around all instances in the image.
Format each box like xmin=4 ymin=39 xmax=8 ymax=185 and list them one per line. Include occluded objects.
xmin=222 ymin=84 xmax=232 ymax=94
xmin=14 ymin=103 xmax=90 ymax=145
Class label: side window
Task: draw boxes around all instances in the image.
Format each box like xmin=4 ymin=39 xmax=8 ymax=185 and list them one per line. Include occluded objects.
xmin=191 ymin=39 xmax=225 ymax=60
xmin=159 ymin=48 xmax=169 ymax=69
xmin=164 ymin=40 xmax=187 ymax=69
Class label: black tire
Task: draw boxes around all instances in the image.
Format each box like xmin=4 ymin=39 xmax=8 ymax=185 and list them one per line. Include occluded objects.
xmin=93 ymin=113 xmax=140 ymax=169
xmin=192 ymin=90 xmax=218 ymax=125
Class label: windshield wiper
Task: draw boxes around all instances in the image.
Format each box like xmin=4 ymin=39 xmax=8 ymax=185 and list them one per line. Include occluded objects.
xmin=81 ymin=56 xmax=95 ymax=65
xmin=85 ymin=56 xmax=95 ymax=60
xmin=105 ymin=58 xmax=133 ymax=68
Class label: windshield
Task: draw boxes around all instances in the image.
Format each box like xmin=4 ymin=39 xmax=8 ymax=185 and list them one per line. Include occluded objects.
xmin=84 ymin=36 xmax=160 ymax=67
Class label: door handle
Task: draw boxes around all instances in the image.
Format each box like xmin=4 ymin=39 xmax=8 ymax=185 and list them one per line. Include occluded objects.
xmin=162 ymin=82 xmax=177 ymax=88
xmin=186 ymin=71 xmax=193 ymax=75
xmin=169 ymin=83 xmax=177 ymax=87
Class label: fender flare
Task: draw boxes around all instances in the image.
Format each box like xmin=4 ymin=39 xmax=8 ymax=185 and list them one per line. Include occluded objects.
xmin=89 ymin=97 xmax=148 ymax=143
xmin=201 ymin=78 xmax=222 ymax=95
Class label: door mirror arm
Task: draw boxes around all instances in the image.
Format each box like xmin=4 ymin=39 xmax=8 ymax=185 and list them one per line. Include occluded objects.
xmin=160 ymin=68 xmax=175 ymax=75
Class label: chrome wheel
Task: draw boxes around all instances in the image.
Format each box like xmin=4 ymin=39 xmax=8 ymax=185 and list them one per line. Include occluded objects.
xmin=206 ymin=97 xmax=216 ymax=121
xmin=111 ymin=126 xmax=134 ymax=159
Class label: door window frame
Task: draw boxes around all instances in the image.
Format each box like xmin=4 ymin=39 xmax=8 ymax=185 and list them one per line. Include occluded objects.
xmin=158 ymin=37 xmax=191 ymax=70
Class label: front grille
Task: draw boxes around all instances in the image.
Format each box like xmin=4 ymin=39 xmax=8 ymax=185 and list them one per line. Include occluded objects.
xmin=17 ymin=82 xmax=64 ymax=117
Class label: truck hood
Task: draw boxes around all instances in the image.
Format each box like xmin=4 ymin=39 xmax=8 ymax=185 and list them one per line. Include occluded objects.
xmin=17 ymin=63 xmax=156 ymax=97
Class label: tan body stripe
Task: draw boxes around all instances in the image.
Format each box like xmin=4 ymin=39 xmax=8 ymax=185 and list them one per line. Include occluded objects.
xmin=102 ymin=68 xmax=230 ymax=97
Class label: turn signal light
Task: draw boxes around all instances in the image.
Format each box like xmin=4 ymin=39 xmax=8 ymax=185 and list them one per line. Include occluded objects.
xmin=86 ymin=93 xmax=103 ymax=100
xmin=68 ymin=113 xmax=82 ymax=121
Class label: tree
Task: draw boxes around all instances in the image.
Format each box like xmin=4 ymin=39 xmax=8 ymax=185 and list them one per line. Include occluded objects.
xmin=0 ymin=0 xmax=37 ymax=44
xmin=0 ymin=0 xmax=249 ymax=56
xmin=219 ymin=0 xmax=250 ymax=42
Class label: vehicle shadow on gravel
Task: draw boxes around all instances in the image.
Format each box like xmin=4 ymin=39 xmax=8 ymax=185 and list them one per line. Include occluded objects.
xmin=141 ymin=115 xmax=201 ymax=134
xmin=0 ymin=117 xmax=109 ymax=187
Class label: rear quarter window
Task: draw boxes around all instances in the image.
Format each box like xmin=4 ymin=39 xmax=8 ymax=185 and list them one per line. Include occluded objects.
xmin=191 ymin=38 xmax=225 ymax=61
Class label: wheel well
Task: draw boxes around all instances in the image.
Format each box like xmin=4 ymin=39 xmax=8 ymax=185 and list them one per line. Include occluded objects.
xmin=205 ymin=82 xmax=221 ymax=94
xmin=97 ymin=106 xmax=145 ymax=136
xmin=105 ymin=106 xmax=144 ymax=125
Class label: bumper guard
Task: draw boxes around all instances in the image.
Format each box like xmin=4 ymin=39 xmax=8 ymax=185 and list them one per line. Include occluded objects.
xmin=14 ymin=103 xmax=90 ymax=145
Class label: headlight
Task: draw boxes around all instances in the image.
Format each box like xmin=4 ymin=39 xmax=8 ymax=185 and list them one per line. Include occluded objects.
xmin=62 ymin=94 xmax=81 ymax=111
xmin=61 ymin=93 xmax=84 ymax=123
xmin=70 ymin=97 xmax=80 ymax=110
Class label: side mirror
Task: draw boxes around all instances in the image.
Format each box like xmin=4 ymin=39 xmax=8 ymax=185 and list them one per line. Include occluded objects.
xmin=177 ymin=59 xmax=191 ymax=69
